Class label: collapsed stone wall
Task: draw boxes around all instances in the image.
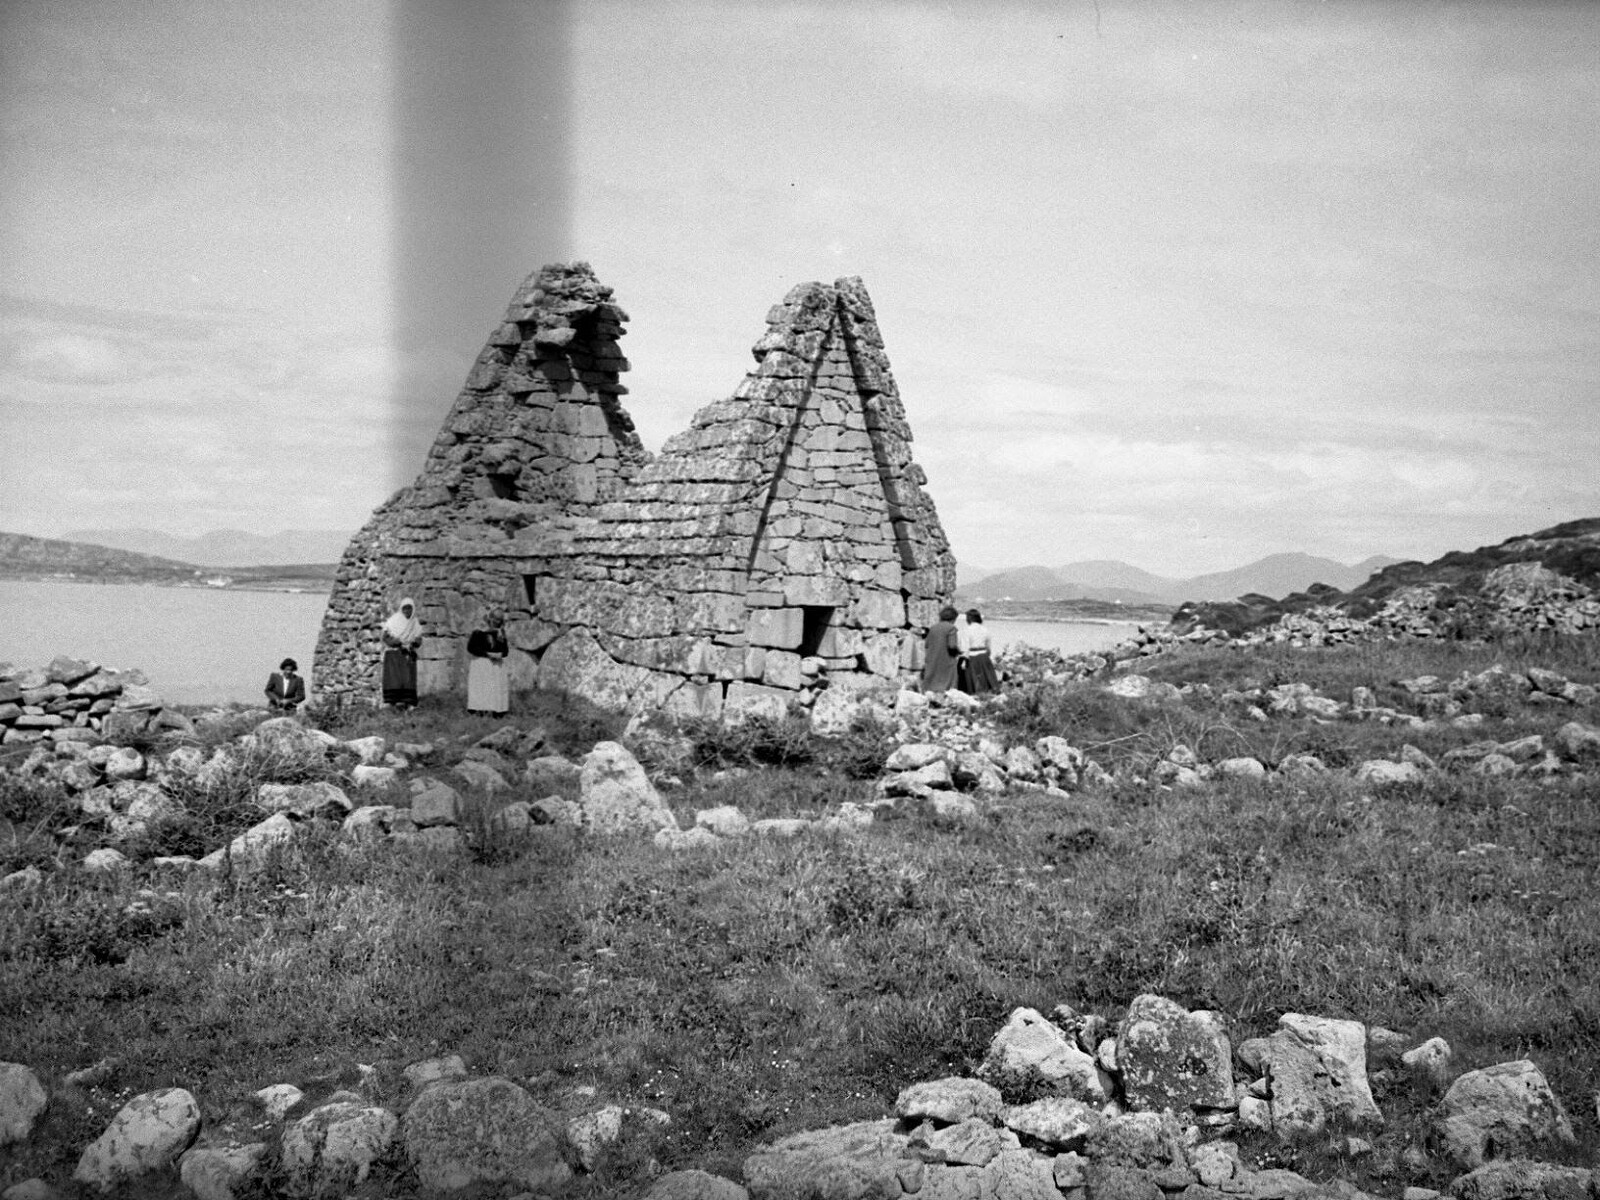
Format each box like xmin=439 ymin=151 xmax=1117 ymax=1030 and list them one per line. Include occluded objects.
xmin=315 ymin=264 xmax=955 ymax=720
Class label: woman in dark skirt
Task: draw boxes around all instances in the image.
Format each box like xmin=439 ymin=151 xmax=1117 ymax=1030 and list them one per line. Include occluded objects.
xmin=960 ymin=608 xmax=1001 ymax=695
xmin=920 ymin=606 xmax=962 ymax=693
xmin=380 ymin=598 xmax=423 ymax=707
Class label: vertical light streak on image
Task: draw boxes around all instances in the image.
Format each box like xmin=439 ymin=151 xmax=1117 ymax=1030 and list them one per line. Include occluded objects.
xmin=389 ymin=0 xmax=573 ymax=489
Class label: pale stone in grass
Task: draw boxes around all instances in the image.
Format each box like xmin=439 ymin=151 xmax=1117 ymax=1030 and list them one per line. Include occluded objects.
xmin=409 ymin=780 xmax=461 ymax=826
xmin=248 ymin=717 xmax=331 ymax=759
xmin=525 ymin=754 xmax=581 ymax=791
xmin=645 ymin=1169 xmax=749 ymax=1199
xmin=1276 ymin=753 xmax=1327 ymax=776
xmin=0 ymin=1063 xmax=47 ymax=1146
xmin=281 ymin=1101 xmax=396 ymax=1195
xmin=980 ymin=1008 xmax=1112 ymax=1104
xmin=567 ymin=1104 xmax=625 ymax=1171
xmin=897 ymin=1076 xmax=1003 ymax=1125
xmin=1436 ymin=1060 xmax=1575 ymax=1170
xmin=451 ymin=759 xmax=507 ymax=792
xmin=1237 ymin=1096 xmax=1271 ymax=1132
xmin=1004 ymin=745 xmax=1042 ymax=781
xmin=73 ymin=1087 xmax=201 ymax=1191
xmin=102 ymin=747 xmax=145 ymax=781
xmin=1553 ymin=721 xmax=1600 ymax=763
xmin=403 ymin=1055 xmax=468 ymax=1093
xmin=490 ymin=800 xmax=534 ymax=833
xmin=343 ymin=735 xmax=386 ymax=764
xmin=1256 ymin=1014 xmax=1382 ymax=1135
xmin=178 ymin=1142 xmax=266 ymax=1200
xmin=1216 ymin=757 xmax=1267 ymax=779
xmin=1000 ymin=1097 xmax=1101 ymax=1149
xmin=1 ymin=1179 xmax=61 ymax=1199
xmin=579 ymin=741 xmax=677 ymax=835
xmin=1402 ymin=1038 xmax=1452 ymax=1088
xmin=1448 ymin=1159 xmax=1596 ymax=1200
xmin=1189 ymin=1141 xmax=1240 ymax=1187
xmin=199 ymin=813 xmax=295 ymax=872
xmin=258 ymin=781 xmax=351 ymax=818
xmin=1 ymin=867 xmax=43 ymax=891
xmin=83 ymin=847 xmax=129 ymax=872
xmin=744 ymin=1118 xmax=911 ymax=1200
xmin=1355 ymin=760 xmax=1424 ymax=787
xmin=654 ymin=826 xmax=720 ymax=851
xmin=253 ymin=1084 xmax=304 ymax=1121
xmin=402 ymin=1077 xmax=569 ymax=1192
xmin=695 ymin=804 xmax=750 ymax=836
xmin=928 ymin=792 xmax=979 ymax=821
xmin=341 ymin=805 xmax=395 ymax=839
xmin=820 ymin=802 xmax=874 ymax=832
xmin=1116 ymin=995 xmax=1235 ymax=1112
xmin=884 ymin=742 xmax=945 ymax=771
xmin=351 ymin=764 xmax=399 ymax=789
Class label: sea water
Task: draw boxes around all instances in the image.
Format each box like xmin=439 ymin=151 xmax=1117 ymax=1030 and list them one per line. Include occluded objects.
xmin=0 ymin=581 xmax=1147 ymax=708
xmin=0 ymin=580 xmax=331 ymax=707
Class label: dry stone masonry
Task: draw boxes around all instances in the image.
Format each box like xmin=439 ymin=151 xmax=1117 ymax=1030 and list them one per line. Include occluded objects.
xmin=315 ymin=263 xmax=955 ymax=721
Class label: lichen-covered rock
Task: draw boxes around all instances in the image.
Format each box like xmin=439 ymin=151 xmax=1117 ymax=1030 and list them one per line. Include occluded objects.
xmin=0 ymin=1063 xmax=48 ymax=1146
xmin=979 ymin=1008 xmax=1111 ymax=1103
xmin=400 ymin=1076 xmax=568 ymax=1192
xmin=579 ymin=741 xmax=678 ymax=835
xmin=999 ymin=1096 xmax=1101 ymax=1149
xmin=1115 ymin=994 xmax=1235 ymax=1112
xmin=73 ymin=1088 xmax=201 ymax=1191
xmin=916 ymin=1118 xmax=1016 ymax=1167
xmin=1447 ymin=1158 xmax=1597 ymax=1200
xmin=645 ymin=1169 xmax=750 ymax=1200
xmin=1436 ymin=1061 xmax=1575 ymax=1170
xmin=178 ymin=1142 xmax=266 ymax=1200
xmin=1253 ymin=1013 xmax=1383 ymax=1134
xmin=743 ymin=1118 xmax=912 ymax=1200
xmin=896 ymin=1076 xmax=1003 ymax=1125
xmin=280 ymin=1100 xmax=396 ymax=1196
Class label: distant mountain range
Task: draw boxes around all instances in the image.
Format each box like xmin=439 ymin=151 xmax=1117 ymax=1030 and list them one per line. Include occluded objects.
xmin=63 ymin=527 xmax=351 ymax=567
xmin=958 ymin=552 xmax=1403 ymax=605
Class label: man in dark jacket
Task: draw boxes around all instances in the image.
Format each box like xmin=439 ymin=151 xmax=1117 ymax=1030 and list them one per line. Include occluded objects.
xmin=265 ymin=658 xmax=307 ymax=712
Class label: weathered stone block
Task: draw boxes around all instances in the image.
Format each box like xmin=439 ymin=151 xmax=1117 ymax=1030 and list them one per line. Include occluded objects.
xmin=762 ymin=651 xmax=804 ymax=690
xmin=850 ymin=591 xmax=906 ymax=629
xmin=747 ymin=608 xmax=804 ymax=649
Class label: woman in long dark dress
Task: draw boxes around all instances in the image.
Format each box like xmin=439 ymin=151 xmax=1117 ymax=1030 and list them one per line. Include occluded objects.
xmin=466 ymin=612 xmax=510 ymax=716
xmin=960 ymin=608 xmax=1001 ymax=695
xmin=381 ymin=598 xmax=423 ymax=707
xmin=920 ymin=606 xmax=962 ymax=693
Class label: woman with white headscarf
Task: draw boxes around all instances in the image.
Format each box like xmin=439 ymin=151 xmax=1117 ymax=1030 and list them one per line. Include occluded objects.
xmin=381 ymin=597 xmax=423 ymax=707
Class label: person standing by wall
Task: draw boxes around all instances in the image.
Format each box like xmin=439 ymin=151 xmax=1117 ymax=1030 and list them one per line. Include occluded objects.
xmin=920 ymin=606 xmax=962 ymax=693
xmin=466 ymin=611 xmax=510 ymax=716
xmin=380 ymin=598 xmax=423 ymax=708
xmin=960 ymin=608 xmax=1000 ymax=695
xmin=264 ymin=658 xmax=306 ymax=712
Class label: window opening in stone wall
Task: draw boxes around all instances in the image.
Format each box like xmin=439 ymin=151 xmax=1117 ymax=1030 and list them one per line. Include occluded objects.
xmin=488 ymin=473 xmax=519 ymax=500
xmin=522 ymin=576 xmax=537 ymax=606
xmin=799 ymin=606 xmax=834 ymax=657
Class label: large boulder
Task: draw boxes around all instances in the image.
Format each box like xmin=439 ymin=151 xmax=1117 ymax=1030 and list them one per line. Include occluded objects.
xmin=1552 ymin=721 xmax=1600 ymax=764
xmin=1000 ymin=1096 xmax=1102 ymax=1150
xmin=979 ymin=1008 xmax=1112 ymax=1103
xmin=896 ymin=1077 xmax=1004 ymax=1125
xmin=178 ymin=1142 xmax=267 ymax=1200
xmin=401 ymin=1077 xmax=569 ymax=1192
xmin=578 ymin=741 xmax=677 ymax=835
xmin=73 ymin=1088 xmax=201 ymax=1191
xmin=743 ymin=1119 xmax=913 ymax=1200
xmin=1242 ymin=1013 xmax=1382 ymax=1135
xmin=1435 ymin=1061 xmax=1575 ymax=1170
xmin=0 ymin=1063 xmax=48 ymax=1146
xmin=645 ymin=1170 xmax=750 ymax=1199
xmin=280 ymin=1101 xmax=396 ymax=1197
xmin=1448 ymin=1159 xmax=1597 ymax=1200
xmin=1115 ymin=994 xmax=1235 ymax=1112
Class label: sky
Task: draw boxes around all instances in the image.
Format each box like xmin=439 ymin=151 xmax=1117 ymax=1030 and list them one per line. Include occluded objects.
xmin=2 ymin=0 xmax=1596 ymax=578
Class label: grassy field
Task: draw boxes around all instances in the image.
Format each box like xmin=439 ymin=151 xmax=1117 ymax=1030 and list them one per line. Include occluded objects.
xmin=1 ymin=635 xmax=1597 ymax=1197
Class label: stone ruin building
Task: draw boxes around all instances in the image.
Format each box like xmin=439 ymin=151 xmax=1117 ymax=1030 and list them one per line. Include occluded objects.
xmin=313 ymin=262 xmax=956 ymax=721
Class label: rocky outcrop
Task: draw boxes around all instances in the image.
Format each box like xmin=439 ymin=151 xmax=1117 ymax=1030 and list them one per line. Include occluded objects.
xmin=314 ymin=264 xmax=955 ymax=721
